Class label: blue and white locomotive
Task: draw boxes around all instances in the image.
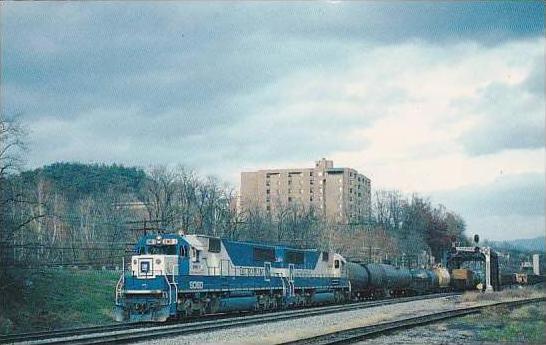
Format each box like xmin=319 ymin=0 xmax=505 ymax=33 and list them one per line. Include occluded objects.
xmin=114 ymin=233 xmax=349 ymax=322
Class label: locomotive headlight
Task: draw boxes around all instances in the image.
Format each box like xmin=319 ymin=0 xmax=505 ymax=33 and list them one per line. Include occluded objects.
xmin=156 ymin=259 xmax=162 ymax=265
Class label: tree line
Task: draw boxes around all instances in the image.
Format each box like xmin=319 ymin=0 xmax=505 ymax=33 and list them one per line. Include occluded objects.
xmin=0 ymin=115 xmax=468 ymax=275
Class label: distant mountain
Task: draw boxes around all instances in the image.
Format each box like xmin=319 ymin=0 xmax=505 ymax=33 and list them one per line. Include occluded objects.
xmin=486 ymin=236 xmax=545 ymax=252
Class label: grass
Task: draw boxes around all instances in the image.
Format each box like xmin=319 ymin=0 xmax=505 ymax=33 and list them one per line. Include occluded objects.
xmin=449 ymin=301 xmax=546 ymax=344
xmin=460 ymin=286 xmax=544 ymax=303
xmin=0 ymin=268 xmax=120 ymax=334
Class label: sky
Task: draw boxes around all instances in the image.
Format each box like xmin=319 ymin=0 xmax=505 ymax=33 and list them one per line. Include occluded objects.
xmin=1 ymin=1 xmax=544 ymax=241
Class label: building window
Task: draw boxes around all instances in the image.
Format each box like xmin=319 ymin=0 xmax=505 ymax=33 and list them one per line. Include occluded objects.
xmin=288 ymin=197 xmax=292 ymax=202
xmin=288 ymin=188 xmax=292 ymax=194
xmin=349 ymin=188 xmax=352 ymax=193
xmin=310 ymin=171 xmax=313 ymax=176
xmin=310 ymin=197 xmax=313 ymax=202
xmin=310 ymin=180 xmax=314 ymax=185
xmin=266 ymin=205 xmax=271 ymax=211
xmin=266 ymin=189 xmax=270 ymax=194
xmin=288 ymin=180 xmax=292 ymax=185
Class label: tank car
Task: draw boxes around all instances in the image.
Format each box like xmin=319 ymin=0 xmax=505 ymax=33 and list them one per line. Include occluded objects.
xmin=409 ymin=268 xmax=435 ymax=294
xmin=346 ymin=262 xmax=412 ymax=298
xmin=114 ymin=233 xmax=350 ymax=322
xmin=346 ymin=261 xmax=369 ymax=296
xmin=433 ymin=265 xmax=451 ymax=291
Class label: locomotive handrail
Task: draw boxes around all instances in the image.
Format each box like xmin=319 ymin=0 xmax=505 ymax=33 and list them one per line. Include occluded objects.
xmin=115 ymin=274 xmax=124 ymax=305
xmin=163 ymin=274 xmax=172 ymax=306
xmin=115 ymin=257 xmax=125 ymax=305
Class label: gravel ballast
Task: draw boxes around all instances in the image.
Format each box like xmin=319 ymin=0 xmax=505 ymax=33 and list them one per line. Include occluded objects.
xmin=139 ymin=294 xmax=538 ymax=345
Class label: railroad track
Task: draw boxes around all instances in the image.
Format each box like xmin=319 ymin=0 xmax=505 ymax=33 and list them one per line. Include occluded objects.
xmin=279 ymin=297 xmax=546 ymax=345
xmin=1 ymin=292 xmax=458 ymax=345
xmin=0 ymin=322 xmax=151 ymax=345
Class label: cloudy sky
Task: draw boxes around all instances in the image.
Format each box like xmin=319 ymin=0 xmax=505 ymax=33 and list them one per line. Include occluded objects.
xmin=1 ymin=1 xmax=544 ymax=241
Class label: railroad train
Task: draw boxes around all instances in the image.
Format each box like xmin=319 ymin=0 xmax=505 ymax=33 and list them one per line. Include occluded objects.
xmin=500 ymin=272 xmax=545 ymax=286
xmin=114 ymin=233 xmax=477 ymax=322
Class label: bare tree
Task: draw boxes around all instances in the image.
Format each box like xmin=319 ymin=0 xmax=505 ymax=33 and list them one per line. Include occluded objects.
xmin=139 ymin=166 xmax=179 ymax=229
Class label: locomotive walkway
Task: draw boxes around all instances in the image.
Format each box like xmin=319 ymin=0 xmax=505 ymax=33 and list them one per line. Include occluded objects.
xmin=1 ymin=293 xmax=457 ymax=345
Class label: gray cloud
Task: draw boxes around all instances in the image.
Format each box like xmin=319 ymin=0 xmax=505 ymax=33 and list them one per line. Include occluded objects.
xmin=2 ymin=2 xmax=544 ymax=242
xmin=458 ymin=58 xmax=545 ymax=155
xmin=430 ymin=172 xmax=544 ymax=218
xmin=429 ymin=173 xmax=545 ymax=240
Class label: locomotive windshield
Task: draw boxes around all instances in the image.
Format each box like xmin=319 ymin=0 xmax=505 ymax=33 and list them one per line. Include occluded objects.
xmin=136 ymin=236 xmax=180 ymax=255
xmin=144 ymin=245 xmax=177 ymax=255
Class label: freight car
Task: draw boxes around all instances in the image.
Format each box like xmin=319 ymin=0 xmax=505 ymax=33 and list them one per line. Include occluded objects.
xmin=346 ymin=262 xmax=413 ymax=298
xmin=501 ymin=272 xmax=545 ymax=287
xmin=451 ymin=268 xmax=475 ymax=291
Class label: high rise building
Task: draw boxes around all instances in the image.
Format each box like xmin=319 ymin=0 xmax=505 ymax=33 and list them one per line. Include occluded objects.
xmin=240 ymin=158 xmax=371 ymax=223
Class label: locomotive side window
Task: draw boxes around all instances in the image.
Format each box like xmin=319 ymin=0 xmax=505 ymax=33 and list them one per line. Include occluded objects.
xmin=286 ymin=250 xmax=304 ymax=265
xmin=208 ymin=238 xmax=221 ymax=253
xmin=322 ymin=251 xmax=329 ymax=262
xmin=180 ymin=245 xmax=188 ymax=257
xmin=253 ymin=247 xmax=275 ymax=262
xmin=334 ymin=259 xmax=340 ymax=269
xmin=192 ymin=247 xmax=201 ymax=262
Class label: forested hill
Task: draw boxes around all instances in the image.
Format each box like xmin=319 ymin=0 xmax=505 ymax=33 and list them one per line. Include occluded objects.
xmin=2 ymin=162 xmax=469 ymax=269
xmin=19 ymin=162 xmax=146 ymax=200
xmin=486 ymin=236 xmax=545 ymax=253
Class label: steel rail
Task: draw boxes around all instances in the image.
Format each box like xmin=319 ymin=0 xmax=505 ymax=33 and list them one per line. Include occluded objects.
xmin=0 ymin=323 xmax=151 ymax=344
xmin=3 ymin=293 xmax=459 ymax=345
xmin=278 ymin=297 xmax=546 ymax=345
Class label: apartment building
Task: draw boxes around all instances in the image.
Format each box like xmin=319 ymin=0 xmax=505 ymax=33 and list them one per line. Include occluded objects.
xmin=240 ymin=158 xmax=371 ymax=223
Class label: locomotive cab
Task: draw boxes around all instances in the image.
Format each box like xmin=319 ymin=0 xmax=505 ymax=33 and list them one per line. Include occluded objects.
xmin=333 ymin=255 xmax=346 ymax=275
xmin=131 ymin=235 xmax=183 ymax=279
xmin=115 ymin=233 xmax=190 ymax=322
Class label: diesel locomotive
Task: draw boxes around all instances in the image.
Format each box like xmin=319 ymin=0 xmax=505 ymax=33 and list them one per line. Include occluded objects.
xmin=114 ymin=232 xmax=457 ymax=322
